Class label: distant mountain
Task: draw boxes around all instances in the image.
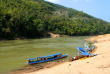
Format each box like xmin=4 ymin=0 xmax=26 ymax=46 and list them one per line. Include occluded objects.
xmin=0 ymin=0 xmax=110 ymax=39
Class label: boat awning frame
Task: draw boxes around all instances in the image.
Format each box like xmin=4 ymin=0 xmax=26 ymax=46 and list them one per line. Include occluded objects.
xmin=28 ymin=53 xmax=62 ymax=60
xmin=38 ymin=53 xmax=62 ymax=58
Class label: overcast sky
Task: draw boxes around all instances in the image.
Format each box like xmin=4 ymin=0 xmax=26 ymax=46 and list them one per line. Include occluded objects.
xmin=45 ymin=0 xmax=110 ymax=23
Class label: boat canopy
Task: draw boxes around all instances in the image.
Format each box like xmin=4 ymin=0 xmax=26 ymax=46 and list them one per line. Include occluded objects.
xmin=80 ymin=52 xmax=92 ymax=56
xmin=28 ymin=58 xmax=36 ymax=60
xmin=28 ymin=53 xmax=62 ymax=60
xmin=38 ymin=53 xmax=62 ymax=58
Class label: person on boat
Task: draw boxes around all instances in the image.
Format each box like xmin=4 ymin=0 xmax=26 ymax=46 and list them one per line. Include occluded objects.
xmin=73 ymin=56 xmax=76 ymax=60
xmin=75 ymin=56 xmax=78 ymax=60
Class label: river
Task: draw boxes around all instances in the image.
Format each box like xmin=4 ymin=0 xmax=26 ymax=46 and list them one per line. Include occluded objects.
xmin=0 ymin=36 xmax=91 ymax=74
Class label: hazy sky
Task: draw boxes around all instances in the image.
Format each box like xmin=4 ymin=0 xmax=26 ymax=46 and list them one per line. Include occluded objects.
xmin=45 ymin=0 xmax=110 ymax=23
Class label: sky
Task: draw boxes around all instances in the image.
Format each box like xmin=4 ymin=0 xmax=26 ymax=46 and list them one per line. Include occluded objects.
xmin=45 ymin=0 xmax=110 ymax=23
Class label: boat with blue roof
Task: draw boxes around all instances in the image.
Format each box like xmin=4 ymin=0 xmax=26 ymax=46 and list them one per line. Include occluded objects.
xmin=28 ymin=53 xmax=67 ymax=64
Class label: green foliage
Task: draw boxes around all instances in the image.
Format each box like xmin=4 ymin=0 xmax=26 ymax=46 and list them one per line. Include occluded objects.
xmin=0 ymin=0 xmax=110 ymax=39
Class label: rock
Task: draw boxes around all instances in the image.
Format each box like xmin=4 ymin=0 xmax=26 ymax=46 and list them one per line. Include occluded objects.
xmin=49 ymin=32 xmax=68 ymax=38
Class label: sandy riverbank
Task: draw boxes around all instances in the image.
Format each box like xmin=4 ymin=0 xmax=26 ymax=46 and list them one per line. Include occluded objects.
xmin=26 ymin=34 xmax=110 ymax=74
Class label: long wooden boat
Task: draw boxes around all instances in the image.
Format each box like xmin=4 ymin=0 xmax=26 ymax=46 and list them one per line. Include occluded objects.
xmin=28 ymin=53 xmax=67 ymax=64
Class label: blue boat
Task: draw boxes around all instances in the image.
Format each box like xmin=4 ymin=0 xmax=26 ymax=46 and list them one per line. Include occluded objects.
xmin=28 ymin=53 xmax=67 ymax=64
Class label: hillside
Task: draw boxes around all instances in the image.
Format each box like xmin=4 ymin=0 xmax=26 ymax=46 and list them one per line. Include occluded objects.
xmin=0 ymin=0 xmax=110 ymax=39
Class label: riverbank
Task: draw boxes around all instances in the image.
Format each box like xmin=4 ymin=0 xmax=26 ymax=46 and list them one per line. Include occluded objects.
xmin=10 ymin=61 xmax=66 ymax=74
xmin=26 ymin=34 xmax=110 ymax=74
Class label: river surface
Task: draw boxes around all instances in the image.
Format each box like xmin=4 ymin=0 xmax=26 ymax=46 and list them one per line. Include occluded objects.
xmin=0 ymin=36 xmax=91 ymax=74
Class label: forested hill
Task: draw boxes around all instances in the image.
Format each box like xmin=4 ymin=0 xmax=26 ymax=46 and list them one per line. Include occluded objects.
xmin=0 ymin=0 xmax=110 ymax=39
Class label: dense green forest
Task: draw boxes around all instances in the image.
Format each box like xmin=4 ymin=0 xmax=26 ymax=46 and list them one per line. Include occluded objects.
xmin=0 ymin=0 xmax=110 ymax=39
